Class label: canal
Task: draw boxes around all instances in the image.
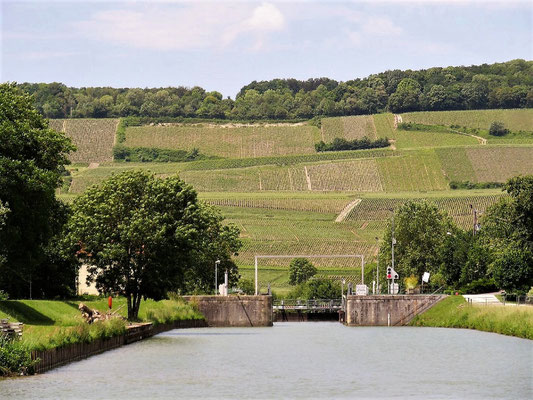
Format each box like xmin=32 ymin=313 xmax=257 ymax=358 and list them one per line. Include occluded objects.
xmin=2 ymin=322 xmax=531 ymax=399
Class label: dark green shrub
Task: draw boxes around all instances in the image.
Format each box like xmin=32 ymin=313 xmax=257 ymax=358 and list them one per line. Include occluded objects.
xmin=0 ymin=337 xmax=36 ymax=376
xmin=315 ymin=136 xmax=390 ymax=152
xmin=489 ymin=121 xmax=508 ymax=136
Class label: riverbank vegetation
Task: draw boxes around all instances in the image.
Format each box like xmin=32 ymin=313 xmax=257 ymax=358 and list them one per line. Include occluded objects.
xmin=0 ymin=297 xmax=203 ymax=376
xmin=410 ymin=296 xmax=533 ymax=340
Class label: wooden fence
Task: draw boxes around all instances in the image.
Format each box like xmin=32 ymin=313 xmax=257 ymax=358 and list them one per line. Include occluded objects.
xmin=31 ymin=319 xmax=207 ymax=374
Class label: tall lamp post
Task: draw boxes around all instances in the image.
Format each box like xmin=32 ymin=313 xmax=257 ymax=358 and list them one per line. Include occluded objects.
xmin=214 ymin=260 xmax=220 ymax=295
xmin=375 ymin=236 xmax=380 ymax=295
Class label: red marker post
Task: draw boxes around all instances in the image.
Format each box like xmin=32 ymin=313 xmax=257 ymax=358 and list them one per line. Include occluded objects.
xmin=108 ymin=296 xmax=113 ymax=309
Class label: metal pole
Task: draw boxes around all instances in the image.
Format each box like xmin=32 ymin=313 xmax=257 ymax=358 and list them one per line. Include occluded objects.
xmin=215 ymin=260 xmax=220 ymax=295
xmin=254 ymin=256 xmax=258 ymax=295
xmin=361 ymin=255 xmax=365 ymax=285
xmin=391 ymin=213 xmax=395 ymax=273
xmin=376 ymin=237 xmax=380 ymax=294
xmin=224 ymin=269 xmax=228 ymax=296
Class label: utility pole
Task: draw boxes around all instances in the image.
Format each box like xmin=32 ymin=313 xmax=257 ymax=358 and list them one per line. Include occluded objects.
xmin=470 ymin=204 xmax=478 ymax=237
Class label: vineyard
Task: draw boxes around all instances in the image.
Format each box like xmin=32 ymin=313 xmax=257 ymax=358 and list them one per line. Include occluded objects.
xmin=123 ymin=124 xmax=321 ymax=158
xmin=321 ymin=115 xmax=377 ymax=142
xmin=402 ymin=109 xmax=533 ymax=132
xmin=179 ymin=159 xmax=383 ymax=192
xmin=50 ymin=118 xmax=118 ymax=163
xmin=436 ymin=148 xmax=476 ymax=182
xmin=467 ymin=147 xmax=533 ymax=182
xmin=343 ymin=194 xmax=505 ymax=229
xmin=52 ymin=110 xmax=532 ymax=293
xmin=377 ymin=150 xmax=448 ymax=191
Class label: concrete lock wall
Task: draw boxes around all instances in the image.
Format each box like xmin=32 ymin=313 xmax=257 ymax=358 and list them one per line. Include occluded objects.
xmin=183 ymin=295 xmax=273 ymax=327
xmin=345 ymin=295 xmax=446 ymax=326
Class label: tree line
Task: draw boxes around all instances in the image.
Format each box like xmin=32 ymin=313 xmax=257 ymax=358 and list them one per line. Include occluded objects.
xmin=18 ymin=59 xmax=533 ymax=121
xmin=378 ymin=176 xmax=533 ymax=295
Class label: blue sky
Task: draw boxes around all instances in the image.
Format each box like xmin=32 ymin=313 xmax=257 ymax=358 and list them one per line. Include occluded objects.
xmin=1 ymin=0 xmax=532 ymax=98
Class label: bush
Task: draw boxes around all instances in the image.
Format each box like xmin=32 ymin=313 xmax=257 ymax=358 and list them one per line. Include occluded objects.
xmin=404 ymin=275 xmax=418 ymax=290
xmin=113 ymin=145 xmax=208 ymax=162
xmin=315 ymin=136 xmax=390 ymax=152
xmin=489 ymin=121 xmax=508 ymax=136
xmin=286 ymin=278 xmax=341 ymax=300
xmin=449 ymin=181 xmax=504 ymax=190
xmin=288 ymin=258 xmax=317 ymax=285
xmin=238 ymin=278 xmax=255 ymax=295
xmin=0 ymin=336 xmax=37 ymax=376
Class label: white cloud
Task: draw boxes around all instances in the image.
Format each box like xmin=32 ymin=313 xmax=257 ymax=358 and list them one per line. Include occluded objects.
xmin=76 ymin=2 xmax=285 ymax=51
xmin=247 ymin=3 xmax=285 ymax=31
xmin=361 ymin=17 xmax=403 ymax=36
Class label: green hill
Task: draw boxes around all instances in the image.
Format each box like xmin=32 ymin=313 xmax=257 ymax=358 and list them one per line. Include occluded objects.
xmin=53 ymin=108 xmax=533 ymax=294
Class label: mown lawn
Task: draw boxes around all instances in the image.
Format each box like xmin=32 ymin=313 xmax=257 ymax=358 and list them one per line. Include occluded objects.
xmin=0 ymin=297 xmax=203 ymax=350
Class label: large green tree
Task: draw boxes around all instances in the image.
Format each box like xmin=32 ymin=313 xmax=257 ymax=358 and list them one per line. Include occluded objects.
xmin=0 ymin=83 xmax=75 ymax=297
xmin=379 ymin=201 xmax=454 ymax=283
xmin=288 ymin=258 xmax=317 ymax=285
xmin=66 ymin=170 xmax=240 ymax=320
xmin=481 ymin=175 xmax=533 ymax=292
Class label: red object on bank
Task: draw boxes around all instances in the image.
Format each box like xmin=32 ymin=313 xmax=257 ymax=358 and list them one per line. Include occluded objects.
xmin=108 ymin=296 xmax=112 ymax=309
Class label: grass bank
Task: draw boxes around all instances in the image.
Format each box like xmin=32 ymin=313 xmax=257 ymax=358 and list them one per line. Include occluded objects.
xmin=410 ymin=296 xmax=533 ymax=340
xmin=0 ymin=297 xmax=203 ymax=375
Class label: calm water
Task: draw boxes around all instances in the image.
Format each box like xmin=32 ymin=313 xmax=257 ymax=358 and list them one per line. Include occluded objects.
xmin=1 ymin=323 xmax=532 ymax=399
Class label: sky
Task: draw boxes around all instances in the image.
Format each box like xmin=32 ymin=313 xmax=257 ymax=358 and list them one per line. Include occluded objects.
xmin=1 ymin=0 xmax=532 ymax=98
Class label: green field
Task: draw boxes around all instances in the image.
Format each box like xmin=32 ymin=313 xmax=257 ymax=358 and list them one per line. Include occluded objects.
xmin=322 ymin=115 xmax=377 ymax=142
xmin=402 ymin=109 xmax=533 ymax=132
xmin=410 ymin=296 xmax=533 ymax=340
xmin=52 ymin=109 xmax=533 ymax=294
xmin=123 ymin=124 xmax=321 ymax=158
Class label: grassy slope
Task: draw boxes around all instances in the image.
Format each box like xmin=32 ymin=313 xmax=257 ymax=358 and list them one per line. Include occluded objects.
xmin=0 ymin=298 xmax=203 ymax=350
xmin=53 ymin=110 xmax=532 ymax=296
xmin=124 ymin=125 xmax=321 ymax=158
xmin=410 ymin=296 xmax=533 ymax=340
xmin=402 ymin=109 xmax=533 ymax=132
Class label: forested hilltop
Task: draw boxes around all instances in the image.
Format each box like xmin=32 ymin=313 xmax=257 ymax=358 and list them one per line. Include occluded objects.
xmin=19 ymin=59 xmax=532 ymax=120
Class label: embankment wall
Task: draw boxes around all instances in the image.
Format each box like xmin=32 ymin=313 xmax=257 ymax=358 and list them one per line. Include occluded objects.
xmin=31 ymin=319 xmax=207 ymax=374
xmin=346 ymin=295 xmax=446 ymax=326
xmin=183 ymin=295 xmax=273 ymax=327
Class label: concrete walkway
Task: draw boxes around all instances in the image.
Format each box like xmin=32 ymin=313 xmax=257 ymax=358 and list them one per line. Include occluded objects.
xmin=463 ymin=293 xmax=501 ymax=305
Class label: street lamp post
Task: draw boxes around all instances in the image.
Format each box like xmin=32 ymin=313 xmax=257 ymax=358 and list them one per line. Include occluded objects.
xmin=215 ymin=260 xmax=220 ymax=295
xmin=375 ymin=236 xmax=380 ymax=295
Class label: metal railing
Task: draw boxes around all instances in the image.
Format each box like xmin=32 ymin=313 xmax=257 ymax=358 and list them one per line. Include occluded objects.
xmin=273 ymin=299 xmax=342 ymax=311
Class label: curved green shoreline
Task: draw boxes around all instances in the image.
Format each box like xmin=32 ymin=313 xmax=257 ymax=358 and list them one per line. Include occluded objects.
xmin=410 ymin=296 xmax=533 ymax=340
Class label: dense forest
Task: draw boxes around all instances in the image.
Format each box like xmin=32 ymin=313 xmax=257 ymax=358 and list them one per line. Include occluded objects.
xmin=18 ymin=59 xmax=533 ymax=120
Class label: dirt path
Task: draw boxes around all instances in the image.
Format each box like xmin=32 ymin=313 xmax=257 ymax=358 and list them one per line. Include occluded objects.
xmin=88 ymin=163 xmax=100 ymax=169
xmin=448 ymin=128 xmax=487 ymax=145
xmin=335 ymin=199 xmax=362 ymax=222
xmin=304 ymin=166 xmax=312 ymax=191
xmin=394 ymin=114 xmax=403 ymax=129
